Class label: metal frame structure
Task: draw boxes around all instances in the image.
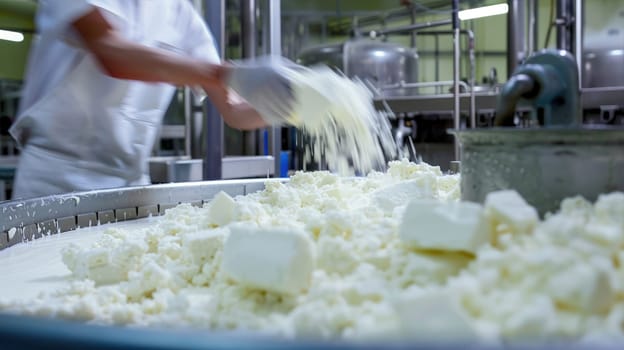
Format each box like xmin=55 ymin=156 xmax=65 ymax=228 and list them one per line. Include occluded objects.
xmin=0 ymin=178 xmax=282 ymax=249
xmin=202 ymin=0 xmax=225 ymax=180
xmin=198 ymin=0 xmax=282 ymax=181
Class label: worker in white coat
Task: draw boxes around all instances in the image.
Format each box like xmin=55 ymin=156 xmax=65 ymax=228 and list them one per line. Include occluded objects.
xmin=10 ymin=0 xmax=294 ymax=199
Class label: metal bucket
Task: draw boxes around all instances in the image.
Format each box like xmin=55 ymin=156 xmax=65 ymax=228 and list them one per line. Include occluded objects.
xmin=452 ymin=126 xmax=624 ymax=215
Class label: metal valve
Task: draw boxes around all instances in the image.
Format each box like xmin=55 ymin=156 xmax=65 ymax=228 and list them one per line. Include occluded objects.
xmin=495 ymin=50 xmax=581 ymax=127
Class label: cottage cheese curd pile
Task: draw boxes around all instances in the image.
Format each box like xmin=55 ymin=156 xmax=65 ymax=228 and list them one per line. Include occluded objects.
xmin=2 ymin=159 xmax=624 ymax=344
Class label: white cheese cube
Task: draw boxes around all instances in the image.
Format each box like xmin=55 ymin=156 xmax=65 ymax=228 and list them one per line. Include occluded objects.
xmin=182 ymin=229 xmax=225 ymax=264
xmin=372 ymin=175 xmax=436 ymax=214
xmin=208 ymin=191 xmax=236 ymax=226
xmin=399 ymin=200 xmax=489 ymax=254
xmin=546 ymin=263 xmax=613 ymax=314
xmin=221 ymin=226 xmax=316 ymax=295
xmin=484 ymin=190 xmax=538 ymax=234
xmin=395 ymin=289 xmax=479 ymax=341
xmin=594 ymin=192 xmax=624 ymax=225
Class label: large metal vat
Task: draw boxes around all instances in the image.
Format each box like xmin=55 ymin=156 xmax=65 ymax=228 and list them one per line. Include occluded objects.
xmin=296 ymin=38 xmax=419 ymax=96
xmin=453 ymin=126 xmax=624 ymax=216
xmin=583 ymin=49 xmax=624 ymax=88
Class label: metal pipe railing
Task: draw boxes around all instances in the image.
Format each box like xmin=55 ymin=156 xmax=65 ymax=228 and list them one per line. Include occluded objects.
xmin=373 ymin=19 xmax=452 ymax=36
xmin=241 ymin=0 xmax=258 ymax=156
xmin=575 ymin=0 xmax=583 ymax=88
xmin=202 ymin=0 xmax=225 ymax=180
xmin=412 ymin=30 xmax=476 ymax=128
xmin=268 ymin=0 xmax=282 ymax=177
xmin=381 ymin=80 xmax=470 ymax=91
xmin=452 ymin=0 xmax=461 ymax=161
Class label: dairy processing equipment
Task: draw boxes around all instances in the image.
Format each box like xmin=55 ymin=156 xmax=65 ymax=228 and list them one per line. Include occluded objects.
xmin=453 ymin=50 xmax=624 ymax=215
xmin=2 ymin=2 xmax=624 ymax=348
xmin=297 ymin=38 xmax=419 ymax=96
xmin=288 ymin=0 xmax=624 ymax=172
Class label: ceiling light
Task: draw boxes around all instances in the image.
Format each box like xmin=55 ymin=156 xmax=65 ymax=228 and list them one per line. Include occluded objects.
xmin=458 ymin=3 xmax=509 ymax=21
xmin=0 ymin=29 xmax=24 ymax=42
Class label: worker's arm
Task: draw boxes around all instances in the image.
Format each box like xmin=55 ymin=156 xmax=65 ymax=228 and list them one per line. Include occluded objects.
xmin=72 ymin=7 xmax=290 ymax=129
xmin=72 ymin=8 xmax=223 ymax=89
xmin=203 ymin=84 xmax=269 ymax=130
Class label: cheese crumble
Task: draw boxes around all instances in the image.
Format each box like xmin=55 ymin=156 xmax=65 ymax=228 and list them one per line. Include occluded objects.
xmin=1 ymin=159 xmax=623 ymax=345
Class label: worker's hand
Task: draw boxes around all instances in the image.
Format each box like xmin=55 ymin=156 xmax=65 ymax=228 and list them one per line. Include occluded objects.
xmin=224 ymin=57 xmax=298 ymax=125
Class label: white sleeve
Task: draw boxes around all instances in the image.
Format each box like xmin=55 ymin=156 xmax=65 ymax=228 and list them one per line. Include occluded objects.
xmin=36 ymin=0 xmax=129 ymax=45
xmin=176 ymin=1 xmax=221 ymax=64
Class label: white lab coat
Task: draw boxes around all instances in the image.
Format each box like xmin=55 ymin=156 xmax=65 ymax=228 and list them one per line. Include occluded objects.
xmin=10 ymin=0 xmax=220 ymax=199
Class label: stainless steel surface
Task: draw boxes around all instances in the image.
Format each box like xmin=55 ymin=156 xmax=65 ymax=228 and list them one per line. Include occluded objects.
xmin=556 ymin=0 xmax=574 ymax=52
xmin=222 ymin=156 xmax=275 ymax=179
xmin=374 ymin=91 xmax=498 ymax=115
xmin=583 ymin=49 xmax=624 ymax=88
xmin=448 ymin=160 xmax=460 ymax=175
xmin=241 ymin=0 xmax=258 ymax=156
xmin=452 ymin=0 xmax=460 ymax=161
xmin=581 ymin=86 xmax=624 ymax=110
xmin=409 ymin=5 xmax=417 ymax=48
xmin=149 ymin=156 xmax=275 ymax=183
xmin=527 ymin=0 xmax=538 ymax=55
xmin=344 ymin=39 xmax=419 ymax=95
xmin=182 ymin=87 xmax=205 ymax=159
xmin=297 ymin=39 xmax=419 ymax=96
xmin=507 ymin=0 xmax=525 ymax=78
xmin=0 ymin=178 xmax=282 ymax=250
xmin=268 ymin=0 xmax=282 ymax=178
xmin=203 ymin=0 xmax=225 ymax=180
xmin=575 ymin=0 xmax=583 ymax=88
xmin=241 ymin=0 xmax=256 ymax=59
xmin=183 ymin=87 xmax=192 ymax=157
xmin=149 ymin=157 xmax=202 ymax=183
xmin=468 ymin=30 xmax=476 ymax=129
xmin=374 ymin=86 xmax=621 ymax=117
xmin=453 ymin=126 xmax=624 ymax=216
xmin=296 ymin=43 xmax=343 ymax=69
xmin=375 ymin=19 xmax=452 ymax=36
xmin=408 ymin=30 xmax=477 ymax=125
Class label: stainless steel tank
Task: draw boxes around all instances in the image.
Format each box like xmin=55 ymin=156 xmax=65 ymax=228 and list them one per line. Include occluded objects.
xmin=583 ymin=49 xmax=624 ymax=88
xmin=453 ymin=126 xmax=624 ymax=216
xmin=296 ymin=42 xmax=344 ymax=70
xmin=296 ymin=38 xmax=419 ymax=96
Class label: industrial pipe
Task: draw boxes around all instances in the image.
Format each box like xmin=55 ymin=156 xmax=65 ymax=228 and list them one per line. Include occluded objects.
xmin=467 ymin=30 xmax=476 ymax=129
xmin=241 ymin=0 xmax=258 ymax=156
xmin=267 ymin=0 xmax=282 ymax=177
xmin=555 ymin=0 xmax=573 ymax=51
xmin=575 ymin=0 xmax=583 ymax=88
xmin=494 ymin=73 xmax=536 ymax=126
xmin=374 ymin=19 xmax=452 ymax=36
xmin=527 ymin=0 xmax=538 ymax=55
xmin=202 ymin=0 xmax=225 ymax=180
xmin=410 ymin=30 xmax=477 ymax=127
xmin=452 ymin=0 xmax=460 ymax=160
xmin=507 ymin=0 xmax=525 ymax=79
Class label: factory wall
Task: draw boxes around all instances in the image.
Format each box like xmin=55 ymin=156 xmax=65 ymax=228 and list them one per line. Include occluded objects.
xmin=0 ymin=3 xmax=34 ymax=81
